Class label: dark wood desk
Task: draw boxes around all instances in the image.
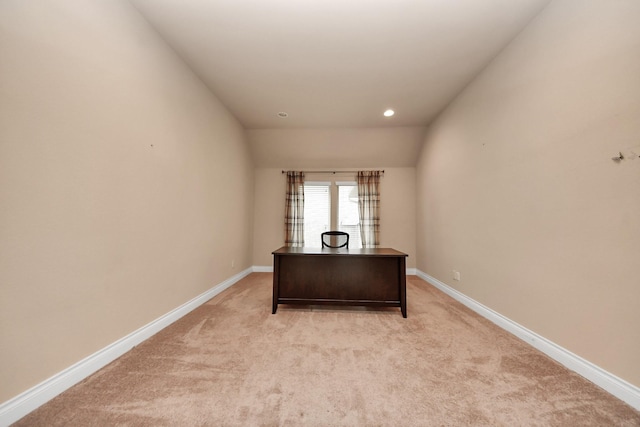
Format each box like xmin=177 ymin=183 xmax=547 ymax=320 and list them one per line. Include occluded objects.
xmin=272 ymin=247 xmax=408 ymax=317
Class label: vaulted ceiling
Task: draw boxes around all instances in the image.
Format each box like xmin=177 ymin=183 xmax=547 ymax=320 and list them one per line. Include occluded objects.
xmin=129 ymin=1 xmax=550 ymax=168
xmin=131 ymin=0 xmax=550 ymax=130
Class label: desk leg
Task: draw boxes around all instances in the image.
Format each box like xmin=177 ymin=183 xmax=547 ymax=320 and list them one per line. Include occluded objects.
xmin=272 ymin=255 xmax=279 ymax=314
xmin=399 ymin=257 xmax=407 ymax=318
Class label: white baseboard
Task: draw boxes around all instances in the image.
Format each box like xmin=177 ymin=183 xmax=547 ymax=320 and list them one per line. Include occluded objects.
xmin=416 ymin=270 xmax=640 ymax=411
xmin=0 ymin=268 xmax=253 ymax=427
xmin=6 ymin=267 xmax=634 ymax=426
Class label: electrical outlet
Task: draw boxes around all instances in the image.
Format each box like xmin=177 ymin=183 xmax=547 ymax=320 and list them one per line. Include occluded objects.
xmin=453 ymin=270 xmax=461 ymax=281
xmin=231 ymin=259 xmax=235 ymax=268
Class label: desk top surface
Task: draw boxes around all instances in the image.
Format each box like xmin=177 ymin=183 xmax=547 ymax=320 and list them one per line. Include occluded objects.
xmin=272 ymin=246 xmax=408 ymax=257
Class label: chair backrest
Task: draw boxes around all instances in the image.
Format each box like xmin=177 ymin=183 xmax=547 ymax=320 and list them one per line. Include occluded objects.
xmin=321 ymin=231 xmax=349 ymax=249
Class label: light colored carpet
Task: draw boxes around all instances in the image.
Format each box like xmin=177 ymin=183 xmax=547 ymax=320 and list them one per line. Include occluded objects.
xmin=15 ymin=273 xmax=640 ymax=426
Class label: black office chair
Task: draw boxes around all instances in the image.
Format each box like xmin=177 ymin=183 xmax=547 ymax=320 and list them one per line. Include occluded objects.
xmin=321 ymin=231 xmax=349 ymax=249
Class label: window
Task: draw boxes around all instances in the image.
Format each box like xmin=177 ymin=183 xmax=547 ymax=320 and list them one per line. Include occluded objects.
xmin=303 ymin=182 xmax=361 ymax=248
xmin=303 ymin=183 xmax=330 ymax=248
xmin=337 ymin=184 xmax=362 ymax=249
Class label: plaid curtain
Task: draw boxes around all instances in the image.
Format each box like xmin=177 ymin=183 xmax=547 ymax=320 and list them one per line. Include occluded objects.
xmin=357 ymin=171 xmax=381 ymax=248
xmin=284 ymin=171 xmax=305 ymax=247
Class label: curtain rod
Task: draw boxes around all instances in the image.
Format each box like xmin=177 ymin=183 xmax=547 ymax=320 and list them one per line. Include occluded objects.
xmin=281 ymin=170 xmax=384 ymax=175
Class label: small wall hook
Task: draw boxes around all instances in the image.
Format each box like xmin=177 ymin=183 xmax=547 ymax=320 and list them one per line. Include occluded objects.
xmin=612 ymin=152 xmax=624 ymax=161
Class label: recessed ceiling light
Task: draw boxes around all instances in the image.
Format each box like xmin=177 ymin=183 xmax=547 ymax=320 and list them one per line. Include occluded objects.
xmin=277 ymin=112 xmax=288 ymax=118
xmin=383 ymin=109 xmax=395 ymax=117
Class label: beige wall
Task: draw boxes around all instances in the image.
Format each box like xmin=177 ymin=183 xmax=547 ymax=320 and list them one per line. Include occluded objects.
xmin=248 ymin=127 xmax=425 ymax=169
xmin=416 ymin=0 xmax=640 ymax=387
xmin=253 ymin=168 xmax=416 ymax=268
xmin=0 ymin=1 xmax=254 ymax=402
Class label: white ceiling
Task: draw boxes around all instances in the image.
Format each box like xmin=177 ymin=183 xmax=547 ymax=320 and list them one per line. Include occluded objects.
xmin=131 ymin=0 xmax=550 ymax=130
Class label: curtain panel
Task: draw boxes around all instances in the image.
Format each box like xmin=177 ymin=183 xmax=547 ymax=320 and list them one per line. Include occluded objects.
xmin=284 ymin=171 xmax=305 ymax=247
xmin=357 ymin=170 xmax=381 ymax=248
